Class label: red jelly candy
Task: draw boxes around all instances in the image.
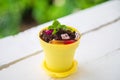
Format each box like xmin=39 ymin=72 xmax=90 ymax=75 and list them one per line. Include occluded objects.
xmin=64 ymin=40 xmax=76 ymax=44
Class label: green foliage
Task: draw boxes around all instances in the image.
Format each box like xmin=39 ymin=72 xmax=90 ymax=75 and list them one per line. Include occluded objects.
xmin=46 ymin=0 xmax=75 ymax=21
xmin=0 ymin=0 xmax=30 ymax=38
xmin=74 ymin=0 xmax=108 ymax=9
xmin=48 ymin=20 xmax=76 ymax=35
xmin=48 ymin=20 xmax=67 ymax=34
xmin=0 ymin=0 xmax=108 ymax=38
xmin=32 ymin=0 xmax=50 ymax=23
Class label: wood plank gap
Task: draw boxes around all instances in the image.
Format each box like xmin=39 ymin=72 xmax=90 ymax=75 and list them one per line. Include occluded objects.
xmin=0 ymin=50 xmax=43 ymax=70
xmin=81 ymin=17 xmax=120 ymax=36
xmin=85 ymin=47 xmax=120 ymax=64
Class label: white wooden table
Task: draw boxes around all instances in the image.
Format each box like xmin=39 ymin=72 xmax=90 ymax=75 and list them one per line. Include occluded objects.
xmin=0 ymin=1 xmax=120 ymax=80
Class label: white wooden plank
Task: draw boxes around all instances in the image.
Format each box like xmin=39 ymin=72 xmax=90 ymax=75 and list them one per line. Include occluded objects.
xmin=75 ymin=20 xmax=120 ymax=63
xmin=0 ymin=28 xmax=41 ymax=65
xmin=58 ymin=0 xmax=120 ymax=33
xmin=0 ymin=16 xmax=120 ymax=80
xmin=0 ymin=22 xmax=52 ymax=65
xmin=0 ymin=0 xmax=120 ymax=66
xmin=0 ymin=53 xmax=50 ymax=80
xmin=56 ymin=50 xmax=120 ymax=80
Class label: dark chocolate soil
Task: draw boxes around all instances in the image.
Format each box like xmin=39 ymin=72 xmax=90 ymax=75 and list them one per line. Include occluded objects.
xmin=40 ymin=29 xmax=76 ymax=42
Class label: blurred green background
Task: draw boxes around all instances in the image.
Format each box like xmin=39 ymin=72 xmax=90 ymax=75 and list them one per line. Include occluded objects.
xmin=0 ymin=0 xmax=108 ymax=38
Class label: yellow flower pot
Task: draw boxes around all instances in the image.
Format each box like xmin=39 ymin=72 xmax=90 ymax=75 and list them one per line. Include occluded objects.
xmin=39 ymin=27 xmax=80 ymax=78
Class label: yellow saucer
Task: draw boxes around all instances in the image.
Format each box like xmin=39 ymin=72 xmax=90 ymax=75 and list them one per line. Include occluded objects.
xmin=42 ymin=60 xmax=78 ymax=78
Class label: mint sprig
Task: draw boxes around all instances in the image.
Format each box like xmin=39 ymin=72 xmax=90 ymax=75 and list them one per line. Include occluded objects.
xmin=48 ymin=20 xmax=67 ymax=34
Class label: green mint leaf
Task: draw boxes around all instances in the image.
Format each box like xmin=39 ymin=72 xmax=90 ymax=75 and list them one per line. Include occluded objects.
xmin=52 ymin=20 xmax=60 ymax=28
xmin=48 ymin=25 xmax=53 ymax=29
xmin=61 ymin=25 xmax=67 ymax=30
xmin=48 ymin=20 xmax=61 ymax=30
xmin=56 ymin=24 xmax=61 ymax=29
xmin=52 ymin=29 xmax=57 ymax=34
xmin=48 ymin=20 xmax=69 ymax=34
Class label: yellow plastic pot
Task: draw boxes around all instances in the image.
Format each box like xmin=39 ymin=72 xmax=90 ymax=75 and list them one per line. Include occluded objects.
xmin=39 ymin=27 xmax=80 ymax=78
